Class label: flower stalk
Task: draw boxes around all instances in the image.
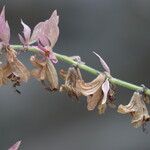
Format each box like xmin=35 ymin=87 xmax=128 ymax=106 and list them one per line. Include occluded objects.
xmin=11 ymin=44 xmax=150 ymax=96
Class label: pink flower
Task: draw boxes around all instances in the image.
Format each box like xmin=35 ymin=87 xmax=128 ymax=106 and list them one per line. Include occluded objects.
xmin=19 ymin=10 xmax=59 ymax=63
xmin=8 ymin=141 xmax=21 ymax=150
xmin=0 ymin=6 xmax=10 ymax=46
xmin=18 ymin=20 xmax=31 ymax=46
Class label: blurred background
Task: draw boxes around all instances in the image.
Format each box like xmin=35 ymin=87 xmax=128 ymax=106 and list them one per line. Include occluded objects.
xmin=0 ymin=0 xmax=150 ymax=149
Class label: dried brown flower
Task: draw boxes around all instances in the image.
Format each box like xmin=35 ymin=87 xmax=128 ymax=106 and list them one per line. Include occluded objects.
xmin=60 ymin=67 xmax=82 ymax=99
xmin=0 ymin=47 xmax=30 ymax=89
xmin=76 ymin=72 xmax=116 ymax=113
xmin=30 ymin=55 xmax=59 ymax=91
xmin=118 ymin=92 xmax=150 ymax=128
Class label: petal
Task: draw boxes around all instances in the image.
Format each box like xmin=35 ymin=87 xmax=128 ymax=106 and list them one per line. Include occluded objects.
xmin=31 ymin=21 xmax=44 ymax=44
xmin=6 ymin=48 xmax=30 ymax=82
xmin=46 ymin=10 xmax=59 ymax=48
xmin=93 ymin=51 xmax=110 ymax=74
xmin=0 ymin=7 xmax=10 ymax=45
xmin=31 ymin=10 xmax=59 ymax=48
xmin=8 ymin=140 xmax=21 ymax=150
xmin=76 ymin=73 xmax=106 ymax=96
xmin=98 ymin=78 xmax=110 ymax=114
xmin=46 ymin=59 xmax=59 ymax=90
xmin=30 ymin=56 xmax=47 ymax=80
xmin=118 ymin=92 xmax=150 ymax=128
xmin=60 ymin=67 xmax=82 ymax=99
xmin=0 ymin=6 xmax=5 ymax=20
xmin=49 ymin=51 xmax=58 ymax=64
xmin=87 ymin=88 xmax=103 ymax=111
xmin=18 ymin=34 xmax=25 ymax=45
xmin=20 ymin=20 xmax=31 ymax=45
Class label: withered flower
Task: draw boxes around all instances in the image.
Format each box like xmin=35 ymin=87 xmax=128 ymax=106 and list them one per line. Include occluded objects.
xmin=76 ymin=73 xmax=108 ymax=113
xmin=60 ymin=66 xmax=82 ymax=99
xmin=76 ymin=51 xmax=116 ymax=114
xmin=118 ymin=92 xmax=150 ymax=128
xmin=30 ymin=55 xmax=59 ymax=91
xmin=0 ymin=47 xmax=30 ymax=90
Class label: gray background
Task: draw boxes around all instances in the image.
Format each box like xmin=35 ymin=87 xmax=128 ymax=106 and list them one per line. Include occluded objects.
xmin=0 ymin=0 xmax=150 ymax=149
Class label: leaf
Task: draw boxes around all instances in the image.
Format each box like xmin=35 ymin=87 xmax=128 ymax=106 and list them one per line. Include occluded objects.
xmin=93 ymin=51 xmax=110 ymax=74
xmin=8 ymin=140 xmax=21 ymax=150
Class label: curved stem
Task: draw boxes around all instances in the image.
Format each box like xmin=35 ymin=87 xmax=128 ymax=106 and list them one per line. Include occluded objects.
xmin=11 ymin=44 xmax=150 ymax=96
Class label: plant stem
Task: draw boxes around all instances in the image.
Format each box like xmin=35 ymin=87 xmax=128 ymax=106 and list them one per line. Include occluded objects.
xmin=11 ymin=45 xmax=150 ymax=95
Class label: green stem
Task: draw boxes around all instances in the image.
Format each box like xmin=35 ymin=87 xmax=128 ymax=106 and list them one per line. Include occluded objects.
xmin=11 ymin=45 xmax=150 ymax=95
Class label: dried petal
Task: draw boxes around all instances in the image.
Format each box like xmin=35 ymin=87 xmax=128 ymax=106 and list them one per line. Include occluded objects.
xmin=0 ymin=65 xmax=9 ymax=85
xmin=60 ymin=67 xmax=82 ymax=99
xmin=118 ymin=92 xmax=150 ymax=128
xmin=6 ymin=48 xmax=30 ymax=82
xmin=8 ymin=140 xmax=21 ymax=150
xmin=76 ymin=73 xmax=106 ymax=96
xmin=30 ymin=56 xmax=59 ymax=91
xmin=30 ymin=55 xmax=47 ymax=80
xmin=87 ymin=88 xmax=103 ymax=111
xmin=0 ymin=7 xmax=10 ymax=45
xmin=98 ymin=78 xmax=110 ymax=114
xmin=93 ymin=51 xmax=110 ymax=74
xmin=46 ymin=59 xmax=59 ymax=90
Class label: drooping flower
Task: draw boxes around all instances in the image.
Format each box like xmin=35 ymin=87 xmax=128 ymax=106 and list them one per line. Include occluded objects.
xmin=19 ymin=10 xmax=59 ymax=64
xmin=118 ymin=92 xmax=150 ymax=128
xmin=75 ymin=52 xmax=115 ymax=113
xmin=0 ymin=6 xmax=10 ymax=46
xmin=0 ymin=47 xmax=30 ymax=90
xmin=60 ymin=66 xmax=82 ymax=99
xmin=30 ymin=55 xmax=59 ymax=91
xmin=8 ymin=140 xmax=21 ymax=150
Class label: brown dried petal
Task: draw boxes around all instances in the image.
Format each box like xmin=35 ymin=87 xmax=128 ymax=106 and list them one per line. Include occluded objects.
xmin=30 ymin=56 xmax=59 ymax=91
xmin=0 ymin=65 xmax=9 ymax=85
xmin=87 ymin=88 xmax=103 ymax=111
xmin=60 ymin=67 xmax=82 ymax=98
xmin=118 ymin=92 xmax=150 ymax=128
xmin=30 ymin=56 xmax=46 ymax=80
xmin=46 ymin=59 xmax=59 ymax=90
xmin=76 ymin=73 xmax=106 ymax=96
xmin=6 ymin=48 xmax=30 ymax=82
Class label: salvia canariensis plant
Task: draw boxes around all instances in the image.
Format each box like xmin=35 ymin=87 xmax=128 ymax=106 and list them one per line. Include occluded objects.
xmin=1 ymin=7 xmax=150 ymax=141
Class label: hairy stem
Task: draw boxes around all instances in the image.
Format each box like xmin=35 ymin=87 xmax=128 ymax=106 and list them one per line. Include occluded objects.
xmin=11 ymin=45 xmax=150 ymax=95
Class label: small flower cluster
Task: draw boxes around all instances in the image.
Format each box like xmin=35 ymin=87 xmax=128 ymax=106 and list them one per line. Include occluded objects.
xmin=0 ymin=6 xmax=59 ymax=92
xmin=0 ymin=6 xmax=150 ymax=130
